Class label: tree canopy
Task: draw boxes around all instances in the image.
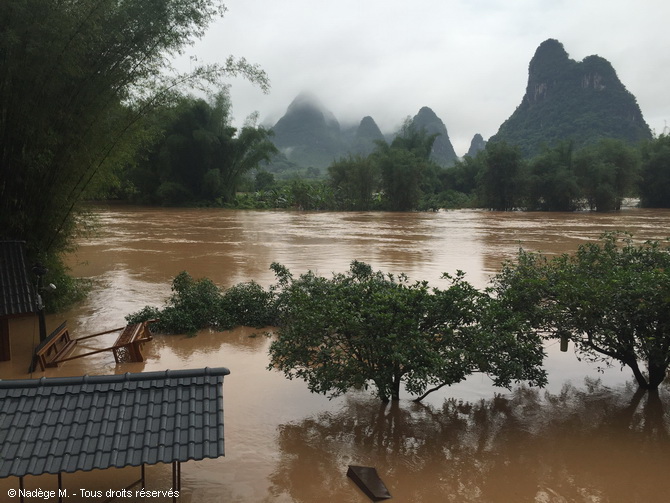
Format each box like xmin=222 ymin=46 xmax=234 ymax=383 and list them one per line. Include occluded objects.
xmin=126 ymin=91 xmax=277 ymax=205
xmin=328 ymin=154 xmax=380 ymax=210
xmin=574 ymin=138 xmax=639 ymax=211
xmin=494 ymin=233 xmax=670 ymax=390
xmin=0 ymin=0 xmax=267 ymax=278
xmin=526 ymin=141 xmax=580 ymax=211
xmin=324 ymin=122 xmax=443 ymax=211
xmin=476 ymin=142 xmax=526 ymax=211
xmin=639 ymin=134 xmax=670 ymax=208
xmin=267 ymin=261 xmax=546 ymax=401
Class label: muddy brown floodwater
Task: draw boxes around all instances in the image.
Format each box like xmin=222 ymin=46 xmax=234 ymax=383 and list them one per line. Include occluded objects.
xmin=2 ymin=206 xmax=670 ymax=502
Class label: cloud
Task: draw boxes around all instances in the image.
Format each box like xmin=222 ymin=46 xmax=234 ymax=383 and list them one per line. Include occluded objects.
xmin=176 ymin=0 xmax=670 ymax=155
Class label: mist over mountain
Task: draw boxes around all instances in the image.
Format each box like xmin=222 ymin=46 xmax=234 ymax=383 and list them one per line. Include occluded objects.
xmin=269 ymin=95 xmax=458 ymax=169
xmin=270 ymin=92 xmax=344 ymax=169
xmin=267 ymin=41 xmax=651 ymax=171
xmin=410 ymin=106 xmax=457 ymax=166
xmin=490 ymin=39 xmax=652 ymax=156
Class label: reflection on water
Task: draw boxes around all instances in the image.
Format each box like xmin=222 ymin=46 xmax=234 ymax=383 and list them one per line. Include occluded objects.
xmin=3 ymin=206 xmax=670 ymax=502
xmin=269 ymin=382 xmax=670 ymax=502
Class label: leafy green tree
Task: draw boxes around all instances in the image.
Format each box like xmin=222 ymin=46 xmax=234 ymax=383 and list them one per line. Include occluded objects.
xmin=291 ymin=180 xmax=335 ymax=210
xmin=526 ymin=141 xmax=581 ymax=211
xmin=219 ymin=123 xmax=279 ymax=202
xmin=328 ymin=154 xmax=380 ymax=210
xmin=128 ymin=91 xmax=277 ymax=204
xmin=494 ymin=233 xmax=670 ymax=390
xmin=477 ymin=142 xmax=526 ymax=210
xmin=135 ymin=95 xmax=229 ymax=203
xmin=639 ymin=134 xmax=670 ymax=208
xmin=375 ymin=147 xmax=428 ymax=211
xmin=127 ymin=271 xmax=276 ymax=333
xmin=0 ymin=0 xmax=267 ymax=294
xmin=574 ymin=139 xmax=639 ymax=211
xmin=254 ymin=170 xmax=276 ymax=191
xmin=364 ymin=121 xmax=442 ymax=211
xmin=390 ymin=118 xmax=439 ymax=160
xmin=268 ymin=261 xmax=546 ymax=402
xmin=443 ymin=154 xmax=484 ymax=195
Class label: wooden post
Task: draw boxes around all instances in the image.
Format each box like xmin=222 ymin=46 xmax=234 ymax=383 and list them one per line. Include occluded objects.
xmin=37 ymin=301 xmax=47 ymax=343
xmin=172 ymin=461 xmax=181 ymax=503
xmin=0 ymin=317 xmax=11 ymax=361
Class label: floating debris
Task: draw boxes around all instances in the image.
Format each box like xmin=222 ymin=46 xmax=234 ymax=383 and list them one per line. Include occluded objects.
xmin=347 ymin=465 xmax=392 ymax=501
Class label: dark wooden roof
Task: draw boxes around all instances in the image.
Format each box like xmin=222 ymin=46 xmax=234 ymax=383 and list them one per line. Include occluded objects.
xmin=0 ymin=367 xmax=230 ymax=478
xmin=0 ymin=241 xmax=35 ymax=317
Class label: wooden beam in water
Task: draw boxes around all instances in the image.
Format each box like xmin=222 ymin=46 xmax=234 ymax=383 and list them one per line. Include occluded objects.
xmin=347 ymin=465 xmax=392 ymax=501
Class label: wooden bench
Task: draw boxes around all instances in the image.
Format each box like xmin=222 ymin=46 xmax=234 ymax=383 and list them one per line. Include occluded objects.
xmin=112 ymin=321 xmax=153 ymax=364
xmin=34 ymin=321 xmax=78 ymax=371
xmin=32 ymin=320 xmax=156 ymax=371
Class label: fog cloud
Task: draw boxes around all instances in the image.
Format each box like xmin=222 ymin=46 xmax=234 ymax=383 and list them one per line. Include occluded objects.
xmin=176 ymin=0 xmax=670 ymax=156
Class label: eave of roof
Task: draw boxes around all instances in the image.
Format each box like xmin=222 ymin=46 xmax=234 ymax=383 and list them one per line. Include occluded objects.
xmin=0 ymin=240 xmax=35 ymax=317
xmin=0 ymin=367 xmax=231 ymax=478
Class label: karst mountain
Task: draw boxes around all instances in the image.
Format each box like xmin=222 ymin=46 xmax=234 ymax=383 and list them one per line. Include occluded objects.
xmin=490 ymin=39 xmax=651 ymax=156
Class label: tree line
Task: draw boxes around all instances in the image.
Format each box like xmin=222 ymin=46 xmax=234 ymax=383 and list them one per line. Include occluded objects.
xmin=118 ymin=117 xmax=670 ymax=212
xmin=128 ymin=233 xmax=670 ymax=401
xmin=114 ymin=114 xmax=442 ymax=211
xmin=463 ymin=136 xmax=670 ymax=211
xmin=323 ymin=133 xmax=670 ymax=212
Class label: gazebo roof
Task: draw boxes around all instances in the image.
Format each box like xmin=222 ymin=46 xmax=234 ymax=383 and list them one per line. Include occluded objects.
xmin=0 ymin=367 xmax=230 ymax=478
xmin=0 ymin=241 xmax=35 ymax=317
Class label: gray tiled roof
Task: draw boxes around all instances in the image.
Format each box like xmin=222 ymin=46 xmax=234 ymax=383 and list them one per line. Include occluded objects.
xmin=0 ymin=241 xmax=35 ymax=317
xmin=0 ymin=367 xmax=230 ymax=478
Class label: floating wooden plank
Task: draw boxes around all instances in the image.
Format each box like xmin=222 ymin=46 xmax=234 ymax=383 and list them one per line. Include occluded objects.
xmin=347 ymin=465 xmax=392 ymax=501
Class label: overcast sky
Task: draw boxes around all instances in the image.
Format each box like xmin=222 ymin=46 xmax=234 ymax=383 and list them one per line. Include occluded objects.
xmin=175 ymin=0 xmax=670 ymax=156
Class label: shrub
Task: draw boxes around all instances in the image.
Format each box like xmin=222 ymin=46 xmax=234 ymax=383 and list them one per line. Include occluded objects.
xmin=220 ymin=281 xmax=277 ymax=328
xmin=126 ymin=272 xmax=223 ymax=334
xmin=126 ymin=273 xmax=279 ymax=334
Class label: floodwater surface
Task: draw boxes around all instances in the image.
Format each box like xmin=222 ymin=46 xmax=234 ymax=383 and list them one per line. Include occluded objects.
xmin=2 ymin=206 xmax=670 ymax=502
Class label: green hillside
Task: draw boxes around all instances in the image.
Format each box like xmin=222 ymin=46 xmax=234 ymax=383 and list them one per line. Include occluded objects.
xmin=490 ymin=39 xmax=652 ymax=156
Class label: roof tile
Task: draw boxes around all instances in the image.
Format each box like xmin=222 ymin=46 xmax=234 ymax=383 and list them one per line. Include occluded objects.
xmin=0 ymin=367 xmax=230 ymax=478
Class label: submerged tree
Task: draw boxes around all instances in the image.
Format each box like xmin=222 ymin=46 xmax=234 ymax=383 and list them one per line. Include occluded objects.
xmin=477 ymin=142 xmax=526 ymax=211
xmin=328 ymin=154 xmax=380 ymax=210
xmin=268 ymin=261 xmax=546 ymax=401
xmin=574 ymin=138 xmax=639 ymax=211
xmin=126 ymin=271 xmax=276 ymax=334
xmin=494 ymin=233 xmax=670 ymax=390
xmin=639 ymin=134 xmax=670 ymax=208
xmin=526 ymin=141 xmax=581 ymax=211
xmin=370 ymin=121 xmax=441 ymax=211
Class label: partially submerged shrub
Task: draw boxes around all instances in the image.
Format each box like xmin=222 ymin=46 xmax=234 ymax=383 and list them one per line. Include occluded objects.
xmin=126 ymin=272 xmax=278 ymax=334
xmin=126 ymin=272 xmax=223 ymax=334
xmin=220 ymin=281 xmax=277 ymax=329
